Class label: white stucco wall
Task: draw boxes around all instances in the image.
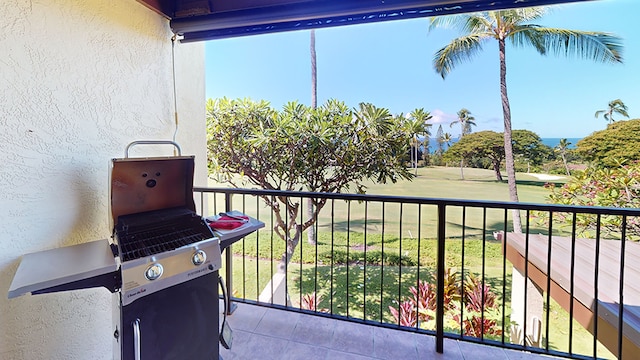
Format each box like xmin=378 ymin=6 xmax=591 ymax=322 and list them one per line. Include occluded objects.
xmin=0 ymin=0 xmax=206 ymax=359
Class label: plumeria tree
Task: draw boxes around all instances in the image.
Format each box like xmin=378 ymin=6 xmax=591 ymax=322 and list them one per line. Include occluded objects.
xmin=207 ymin=98 xmax=416 ymax=270
xmin=546 ymin=162 xmax=640 ymax=240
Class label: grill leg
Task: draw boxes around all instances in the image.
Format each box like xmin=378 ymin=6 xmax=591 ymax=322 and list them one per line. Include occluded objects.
xmin=224 ymin=248 xmax=236 ymax=314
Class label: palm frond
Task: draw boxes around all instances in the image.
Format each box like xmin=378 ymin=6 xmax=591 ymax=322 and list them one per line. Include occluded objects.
xmin=492 ymin=7 xmax=546 ymax=27
xmin=428 ymin=14 xmax=468 ymax=33
xmin=433 ymin=33 xmax=490 ymax=79
xmin=513 ymin=7 xmax=548 ymax=22
xmin=610 ymin=99 xmax=630 ymax=118
xmin=526 ymin=28 xmax=623 ymax=63
xmin=463 ymin=13 xmax=494 ymax=34
xmin=617 ymin=109 xmax=630 ymax=118
xmin=510 ymin=24 xmax=547 ymax=54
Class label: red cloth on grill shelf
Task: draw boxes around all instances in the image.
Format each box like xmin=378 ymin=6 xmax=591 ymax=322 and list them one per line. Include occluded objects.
xmin=208 ymin=215 xmax=249 ymax=230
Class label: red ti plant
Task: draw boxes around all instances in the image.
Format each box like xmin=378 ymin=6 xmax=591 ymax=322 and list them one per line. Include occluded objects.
xmin=463 ymin=272 xmax=497 ymax=311
xmin=389 ymin=300 xmax=419 ymax=327
xmin=455 ymin=314 xmax=503 ymax=338
xmin=389 ymin=268 xmax=502 ymax=338
xmin=457 ymin=272 xmax=502 ymax=338
xmin=390 ymin=272 xmax=458 ymax=327
xmin=301 ymin=292 xmax=329 ymax=313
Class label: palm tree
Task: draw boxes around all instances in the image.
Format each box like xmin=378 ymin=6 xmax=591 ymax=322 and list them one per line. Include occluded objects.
xmin=307 ymin=29 xmax=318 ymax=245
xmin=450 ymin=108 xmax=476 ymax=179
xmin=451 ymin=108 xmax=476 ymax=137
xmin=442 ymin=132 xmax=453 ymax=148
xmin=441 ymin=132 xmax=453 ymax=166
xmin=430 ymin=8 xmax=622 ymax=232
xmin=310 ymin=29 xmax=317 ymax=109
xmin=555 ymin=138 xmax=571 ymax=176
xmin=407 ymin=108 xmax=433 ymax=174
xmin=595 ymin=99 xmax=629 ymax=123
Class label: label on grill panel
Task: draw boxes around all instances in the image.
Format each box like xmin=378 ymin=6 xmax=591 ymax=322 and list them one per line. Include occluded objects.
xmin=126 ymin=287 xmax=147 ymax=299
xmin=124 ymin=281 xmax=140 ymax=291
xmin=187 ymin=265 xmax=209 ymax=277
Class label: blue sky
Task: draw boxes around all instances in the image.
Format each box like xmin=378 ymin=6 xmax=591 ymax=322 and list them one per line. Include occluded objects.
xmin=205 ymin=0 xmax=639 ymax=138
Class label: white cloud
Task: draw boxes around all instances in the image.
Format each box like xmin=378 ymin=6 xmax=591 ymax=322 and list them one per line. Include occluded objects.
xmin=429 ymin=109 xmax=457 ymax=125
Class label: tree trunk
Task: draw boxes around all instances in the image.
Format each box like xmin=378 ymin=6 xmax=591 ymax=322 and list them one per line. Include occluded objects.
xmin=306 ymin=198 xmax=316 ymax=244
xmin=459 ymin=159 xmax=465 ymax=180
xmin=562 ymin=154 xmax=571 ymax=176
xmin=310 ymin=29 xmax=317 ymax=108
xmin=414 ymin=136 xmax=419 ymax=175
xmin=498 ymin=38 xmax=522 ymax=233
xmin=307 ymin=29 xmax=317 ymax=245
xmin=492 ymin=160 xmax=503 ymax=181
xmin=279 ymin=225 xmax=302 ymax=273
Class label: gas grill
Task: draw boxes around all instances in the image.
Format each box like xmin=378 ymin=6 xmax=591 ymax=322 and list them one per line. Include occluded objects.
xmin=8 ymin=141 xmax=262 ymax=360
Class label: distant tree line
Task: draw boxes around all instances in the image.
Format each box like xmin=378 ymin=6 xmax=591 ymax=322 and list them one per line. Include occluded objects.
xmin=547 ymin=118 xmax=640 ymax=239
xmin=436 ymin=129 xmax=554 ymax=180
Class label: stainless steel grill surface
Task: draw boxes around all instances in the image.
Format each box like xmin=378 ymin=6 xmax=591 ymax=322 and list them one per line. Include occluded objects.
xmin=116 ymin=208 xmax=214 ymax=262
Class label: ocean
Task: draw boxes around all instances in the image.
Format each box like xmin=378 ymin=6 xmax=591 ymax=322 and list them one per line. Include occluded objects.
xmin=540 ymin=138 xmax=582 ymax=149
xmin=425 ymin=137 xmax=582 ymax=153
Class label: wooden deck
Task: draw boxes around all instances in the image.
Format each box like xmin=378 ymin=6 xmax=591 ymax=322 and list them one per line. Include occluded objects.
xmin=502 ymin=232 xmax=640 ymax=358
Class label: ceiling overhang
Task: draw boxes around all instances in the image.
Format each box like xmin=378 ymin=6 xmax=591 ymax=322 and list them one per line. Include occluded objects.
xmin=137 ymin=0 xmax=593 ymax=42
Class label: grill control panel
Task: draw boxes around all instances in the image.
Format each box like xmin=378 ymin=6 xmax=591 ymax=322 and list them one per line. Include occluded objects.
xmin=120 ymin=237 xmax=221 ymax=305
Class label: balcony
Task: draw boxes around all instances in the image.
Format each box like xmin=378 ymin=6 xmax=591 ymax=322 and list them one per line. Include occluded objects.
xmin=196 ymin=187 xmax=640 ymax=359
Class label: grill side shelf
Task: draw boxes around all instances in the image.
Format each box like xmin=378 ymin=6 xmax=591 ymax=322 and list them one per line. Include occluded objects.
xmin=8 ymin=239 xmax=118 ymax=299
xmin=207 ymin=212 xmax=265 ymax=250
xmin=32 ymin=271 xmax=121 ymax=295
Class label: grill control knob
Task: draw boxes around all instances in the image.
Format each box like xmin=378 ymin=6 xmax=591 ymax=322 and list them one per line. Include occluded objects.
xmin=144 ymin=263 xmax=163 ymax=281
xmin=192 ymin=250 xmax=207 ymax=266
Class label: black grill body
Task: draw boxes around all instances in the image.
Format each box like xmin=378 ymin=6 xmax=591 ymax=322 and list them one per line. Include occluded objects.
xmin=117 ymin=273 xmax=219 ymax=360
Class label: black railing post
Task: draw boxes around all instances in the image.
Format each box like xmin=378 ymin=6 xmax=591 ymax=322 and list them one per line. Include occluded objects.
xmin=436 ymin=203 xmax=446 ymax=354
xmin=224 ymin=192 xmax=237 ymax=314
xmin=618 ymin=215 xmax=627 ymax=360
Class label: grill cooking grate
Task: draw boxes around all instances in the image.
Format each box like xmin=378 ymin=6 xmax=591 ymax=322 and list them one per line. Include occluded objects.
xmin=116 ymin=211 xmax=214 ymax=262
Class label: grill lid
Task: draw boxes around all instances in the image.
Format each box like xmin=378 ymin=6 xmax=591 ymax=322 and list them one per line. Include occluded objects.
xmin=109 ymin=142 xmax=197 ymax=228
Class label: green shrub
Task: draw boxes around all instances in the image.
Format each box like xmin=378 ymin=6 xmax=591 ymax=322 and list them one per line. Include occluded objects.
xmin=318 ymin=249 xmax=416 ymax=266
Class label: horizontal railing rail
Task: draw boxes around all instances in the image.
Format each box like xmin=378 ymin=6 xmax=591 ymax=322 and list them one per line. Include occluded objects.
xmin=195 ymin=186 xmax=640 ymax=215
xmin=194 ymin=187 xmax=640 ymax=360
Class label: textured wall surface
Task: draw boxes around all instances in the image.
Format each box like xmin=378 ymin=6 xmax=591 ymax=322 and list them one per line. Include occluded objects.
xmin=0 ymin=0 xmax=205 ymax=358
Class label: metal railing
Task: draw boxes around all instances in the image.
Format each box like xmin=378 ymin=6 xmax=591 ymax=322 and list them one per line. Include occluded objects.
xmin=194 ymin=187 xmax=640 ymax=359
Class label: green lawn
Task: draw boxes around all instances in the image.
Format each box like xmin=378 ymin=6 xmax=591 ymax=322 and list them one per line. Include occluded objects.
xmin=205 ymin=166 xmax=571 ymax=240
xmin=211 ymin=167 xmax=613 ymax=359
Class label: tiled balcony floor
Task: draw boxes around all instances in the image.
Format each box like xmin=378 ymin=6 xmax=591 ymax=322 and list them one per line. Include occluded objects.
xmin=219 ymin=302 xmax=563 ymax=360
